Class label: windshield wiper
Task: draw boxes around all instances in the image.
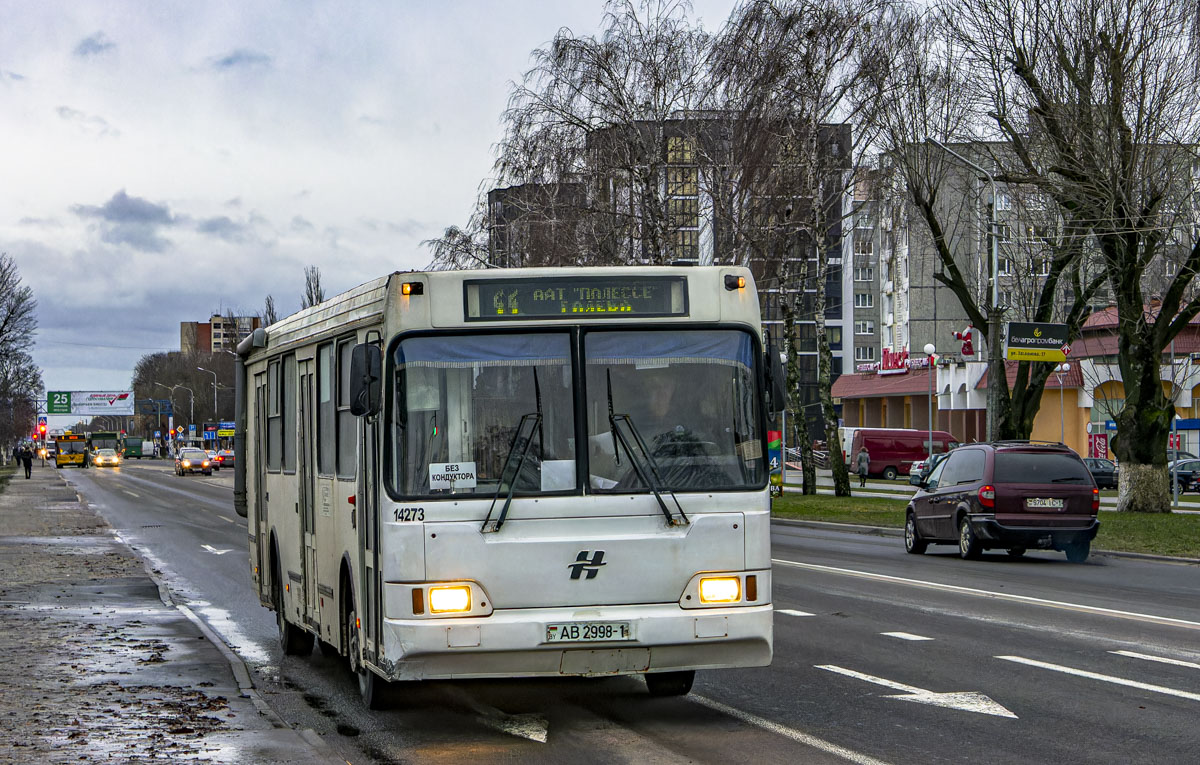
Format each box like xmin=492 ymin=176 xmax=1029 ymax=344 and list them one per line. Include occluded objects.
xmin=482 ymin=370 xmax=546 ymax=534
xmin=609 ymin=412 xmax=689 ymax=527
xmin=481 ymin=413 xmax=542 ymax=533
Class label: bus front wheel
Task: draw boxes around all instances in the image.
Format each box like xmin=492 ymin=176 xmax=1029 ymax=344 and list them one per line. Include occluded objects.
xmin=347 ymin=608 xmax=387 ymax=709
xmin=645 ymin=670 xmax=695 ymax=697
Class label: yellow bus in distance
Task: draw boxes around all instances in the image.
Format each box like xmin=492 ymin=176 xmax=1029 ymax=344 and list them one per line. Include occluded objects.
xmin=55 ymin=433 xmax=88 ymax=468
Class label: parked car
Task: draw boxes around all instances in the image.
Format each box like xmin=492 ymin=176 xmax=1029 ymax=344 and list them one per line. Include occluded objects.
xmin=215 ymin=449 xmax=235 ymax=469
xmin=1167 ymin=449 xmax=1197 ymax=463
xmin=1082 ymin=457 xmax=1118 ymax=490
xmin=850 ymin=428 xmax=960 ymax=481
xmin=910 ymin=451 xmax=952 ymax=481
xmin=175 ymin=448 xmax=212 ymax=476
xmin=91 ymin=448 xmax=122 ymax=467
xmin=1167 ymin=459 xmax=1200 ymax=493
xmin=905 ymin=441 xmax=1100 ymax=562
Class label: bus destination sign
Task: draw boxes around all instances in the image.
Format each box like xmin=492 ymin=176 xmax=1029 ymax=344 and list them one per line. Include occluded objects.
xmin=464 ymin=275 xmax=688 ymax=321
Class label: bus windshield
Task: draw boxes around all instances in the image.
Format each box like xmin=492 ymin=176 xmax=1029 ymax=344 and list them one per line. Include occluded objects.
xmin=392 ymin=333 xmax=575 ymax=497
xmin=584 ymin=329 xmax=764 ymax=492
xmin=389 ymin=328 xmax=765 ymax=498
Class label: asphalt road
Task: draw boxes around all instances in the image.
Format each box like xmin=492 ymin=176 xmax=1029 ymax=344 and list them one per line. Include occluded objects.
xmin=61 ymin=461 xmax=1200 ymax=764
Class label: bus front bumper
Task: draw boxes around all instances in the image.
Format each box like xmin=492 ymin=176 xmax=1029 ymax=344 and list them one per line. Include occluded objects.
xmin=375 ymin=602 xmax=773 ymax=681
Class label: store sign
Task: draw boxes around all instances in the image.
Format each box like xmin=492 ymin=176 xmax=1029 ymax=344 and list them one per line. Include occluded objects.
xmin=1005 ymin=322 xmax=1070 ymax=362
xmin=878 ymin=347 xmax=910 ymax=376
xmin=1089 ymin=433 xmax=1109 ymax=458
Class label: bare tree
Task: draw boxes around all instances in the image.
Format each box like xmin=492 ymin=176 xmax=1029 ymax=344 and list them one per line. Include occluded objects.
xmin=301 ymin=265 xmax=325 ymax=309
xmin=424 ymin=223 xmax=491 ymax=270
xmin=713 ymin=0 xmax=911 ymax=496
xmin=876 ymin=7 xmax=1106 ymax=445
xmin=493 ymin=0 xmax=716 ymax=265
xmin=0 ymin=254 xmax=43 ymax=451
xmin=940 ymin=0 xmax=1200 ymax=512
xmin=261 ymin=295 xmax=278 ymax=327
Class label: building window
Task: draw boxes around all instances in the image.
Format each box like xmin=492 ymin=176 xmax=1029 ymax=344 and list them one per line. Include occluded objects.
xmin=667 ymin=167 xmax=698 ymax=196
xmin=854 ymin=266 xmax=874 ymax=281
xmin=673 ymin=229 xmax=699 ymax=260
xmin=997 ymin=223 xmax=1012 ymax=243
xmin=1000 ymin=289 xmax=1013 ymax=307
xmin=998 ymin=257 xmax=1013 ymax=275
xmin=1167 ymin=259 xmax=1179 ymax=277
xmin=995 ymin=191 xmax=1012 ymax=211
xmin=666 ymin=136 xmax=694 ymax=164
xmin=855 ymin=346 xmax=875 ymax=361
xmin=855 ymin=320 xmax=874 ymax=335
xmin=854 ymin=293 xmax=874 ymax=309
xmin=668 ymin=197 xmax=699 ymax=228
xmin=854 ymin=238 xmax=873 ymax=256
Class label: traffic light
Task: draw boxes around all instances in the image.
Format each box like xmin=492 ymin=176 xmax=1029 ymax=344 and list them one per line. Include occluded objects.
xmin=38 ymin=422 xmax=46 ymax=436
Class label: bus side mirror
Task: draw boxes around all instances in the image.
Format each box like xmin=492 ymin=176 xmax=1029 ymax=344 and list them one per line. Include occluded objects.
xmin=765 ymin=338 xmax=788 ymax=415
xmin=349 ymin=343 xmax=382 ymax=417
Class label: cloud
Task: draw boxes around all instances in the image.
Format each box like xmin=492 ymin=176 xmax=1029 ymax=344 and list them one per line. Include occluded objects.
xmin=209 ymin=49 xmax=272 ymax=71
xmin=196 ymin=216 xmax=250 ymax=243
xmin=56 ymin=106 xmax=118 ymax=137
xmin=71 ymin=190 xmax=177 ymax=252
xmin=74 ymin=32 xmax=116 ymax=58
xmin=290 ymin=216 xmax=315 ymax=232
xmin=1 ymin=70 xmax=24 ymax=82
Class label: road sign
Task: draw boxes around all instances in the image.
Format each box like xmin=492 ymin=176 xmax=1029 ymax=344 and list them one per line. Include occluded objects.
xmin=47 ymin=392 xmax=71 ymax=414
xmin=46 ymin=391 xmax=134 ymax=416
xmin=189 ymin=424 xmax=196 ymax=434
xmin=154 ymin=430 xmax=161 ymax=438
xmin=176 ymin=426 xmax=184 ymax=434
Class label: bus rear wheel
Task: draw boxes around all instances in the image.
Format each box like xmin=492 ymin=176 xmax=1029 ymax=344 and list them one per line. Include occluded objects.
xmin=645 ymin=670 xmax=695 ymax=697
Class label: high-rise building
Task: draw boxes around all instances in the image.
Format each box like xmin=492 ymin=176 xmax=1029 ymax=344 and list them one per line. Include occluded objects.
xmin=181 ymin=315 xmax=261 ymax=354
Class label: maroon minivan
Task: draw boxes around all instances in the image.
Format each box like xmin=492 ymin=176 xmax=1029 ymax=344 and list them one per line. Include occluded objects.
xmin=905 ymin=442 xmax=1100 ymax=562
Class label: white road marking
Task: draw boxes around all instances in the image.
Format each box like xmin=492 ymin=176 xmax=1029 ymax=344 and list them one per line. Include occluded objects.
xmin=217 ymin=515 xmax=237 ymax=524
xmin=1109 ymin=650 xmax=1200 ymax=670
xmin=123 ymin=490 xmax=140 ymax=498
xmin=997 ymin=655 xmax=1200 ymax=702
xmin=815 ymin=665 xmax=1018 ymax=718
xmin=201 ymin=544 xmax=232 ymax=555
xmin=690 ymin=694 xmax=894 ymax=765
xmin=773 ymin=559 xmax=1200 ymax=632
xmin=881 ymin=632 xmax=933 ymax=641
xmin=776 ymin=609 xmax=815 ymax=617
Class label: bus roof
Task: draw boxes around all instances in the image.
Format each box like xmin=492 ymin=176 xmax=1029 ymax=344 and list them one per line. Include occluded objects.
xmin=249 ymin=266 xmax=761 ymax=356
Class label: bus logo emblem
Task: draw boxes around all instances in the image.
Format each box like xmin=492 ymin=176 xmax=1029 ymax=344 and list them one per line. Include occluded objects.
xmin=568 ymin=550 xmax=606 ymax=580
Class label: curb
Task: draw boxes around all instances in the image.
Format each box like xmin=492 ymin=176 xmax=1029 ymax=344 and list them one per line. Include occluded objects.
xmin=57 ymin=470 xmax=348 ymax=765
xmin=770 ymin=517 xmax=1200 ymax=565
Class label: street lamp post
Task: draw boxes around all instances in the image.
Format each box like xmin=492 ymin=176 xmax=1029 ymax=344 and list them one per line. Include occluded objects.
xmin=197 ymin=367 xmax=218 ymax=420
xmin=927 ymin=138 xmax=1001 ymax=441
xmin=1055 ymin=363 xmax=1070 ymax=443
xmin=924 ymin=343 xmax=937 ymax=461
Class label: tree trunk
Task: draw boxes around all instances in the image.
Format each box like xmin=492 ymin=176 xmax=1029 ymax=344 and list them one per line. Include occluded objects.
xmin=1111 ymin=333 xmax=1173 ymax=513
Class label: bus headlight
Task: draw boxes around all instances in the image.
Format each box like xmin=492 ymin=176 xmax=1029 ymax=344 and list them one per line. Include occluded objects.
xmin=429 ymin=585 xmax=472 ymax=614
xmin=698 ymin=576 xmax=742 ymax=604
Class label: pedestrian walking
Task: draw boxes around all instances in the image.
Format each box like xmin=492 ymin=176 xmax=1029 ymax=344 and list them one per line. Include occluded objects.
xmin=855 ymin=446 xmax=870 ymax=488
xmin=20 ymin=445 xmax=33 ymax=479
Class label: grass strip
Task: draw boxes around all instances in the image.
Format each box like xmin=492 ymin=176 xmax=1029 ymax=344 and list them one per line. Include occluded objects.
xmin=772 ymin=492 xmax=1200 ymax=558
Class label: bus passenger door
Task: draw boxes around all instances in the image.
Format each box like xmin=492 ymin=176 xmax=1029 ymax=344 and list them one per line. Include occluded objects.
xmin=254 ymin=373 xmax=270 ymax=605
xmin=359 ymin=411 xmax=381 ymax=665
xmin=298 ymin=360 xmax=319 ymax=626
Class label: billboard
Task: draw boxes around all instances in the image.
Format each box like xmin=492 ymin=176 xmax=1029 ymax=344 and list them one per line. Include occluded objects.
xmin=46 ymin=391 xmax=135 ymax=416
xmin=1005 ymin=322 xmax=1070 ymax=362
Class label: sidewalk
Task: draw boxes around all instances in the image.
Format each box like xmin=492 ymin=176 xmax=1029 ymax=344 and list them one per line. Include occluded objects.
xmin=0 ymin=463 xmax=344 ymax=763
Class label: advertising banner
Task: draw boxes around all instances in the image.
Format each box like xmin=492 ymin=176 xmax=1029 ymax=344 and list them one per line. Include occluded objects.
xmin=1005 ymin=322 xmax=1070 ymax=362
xmin=768 ymin=430 xmax=782 ymax=486
xmin=47 ymin=391 xmax=135 ymax=416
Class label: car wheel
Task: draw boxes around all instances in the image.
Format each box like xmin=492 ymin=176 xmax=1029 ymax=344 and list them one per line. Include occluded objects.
xmin=882 ymin=466 xmax=898 ymax=481
xmin=1006 ymin=547 xmax=1026 ymax=558
xmin=645 ymin=670 xmax=695 ymax=697
xmin=1065 ymin=540 xmax=1091 ymax=563
xmin=958 ymin=516 xmax=982 ymax=560
xmin=904 ymin=513 xmax=927 ymax=555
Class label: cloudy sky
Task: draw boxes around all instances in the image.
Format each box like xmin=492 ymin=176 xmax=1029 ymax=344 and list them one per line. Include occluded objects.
xmin=0 ymin=0 xmax=737 ymax=422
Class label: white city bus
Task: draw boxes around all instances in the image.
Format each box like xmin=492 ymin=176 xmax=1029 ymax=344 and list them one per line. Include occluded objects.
xmin=234 ymin=266 xmax=786 ymax=706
